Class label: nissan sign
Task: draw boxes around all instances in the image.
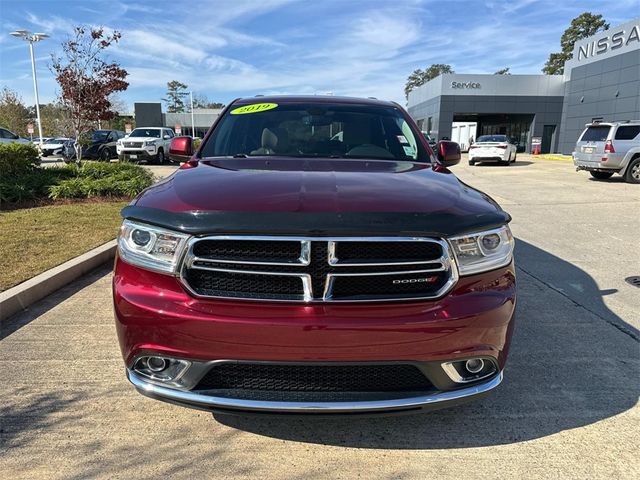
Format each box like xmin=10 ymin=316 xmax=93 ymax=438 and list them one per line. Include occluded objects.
xmin=577 ymin=23 xmax=640 ymax=61
xmin=451 ymin=81 xmax=481 ymax=89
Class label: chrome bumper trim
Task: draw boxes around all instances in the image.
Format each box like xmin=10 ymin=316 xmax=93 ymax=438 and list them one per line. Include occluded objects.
xmin=127 ymin=369 xmax=503 ymax=413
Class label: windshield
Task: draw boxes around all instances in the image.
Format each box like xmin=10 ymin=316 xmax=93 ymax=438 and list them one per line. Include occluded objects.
xmin=92 ymin=130 xmax=110 ymax=142
xmin=129 ymin=128 xmax=161 ymax=138
xmin=580 ymin=125 xmax=611 ymax=142
xmin=200 ymin=102 xmax=429 ymax=162
xmin=477 ymin=135 xmax=507 ymax=143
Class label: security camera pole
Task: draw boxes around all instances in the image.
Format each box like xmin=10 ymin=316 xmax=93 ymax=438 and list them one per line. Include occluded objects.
xmin=10 ymin=30 xmax=49 ymax=146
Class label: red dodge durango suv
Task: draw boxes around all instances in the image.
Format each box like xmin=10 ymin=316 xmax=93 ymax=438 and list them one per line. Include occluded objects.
xmin=113 ymin=96 xmax=516 ymax=415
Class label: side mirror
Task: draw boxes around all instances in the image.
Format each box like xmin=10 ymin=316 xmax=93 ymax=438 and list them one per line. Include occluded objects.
xmin=435 ymin=140 xmax=461 ymax=167
xmin=169 ymin=136 xmax=194 ymax=162
xmin=163 ymin=134 xmax=170 ymax=140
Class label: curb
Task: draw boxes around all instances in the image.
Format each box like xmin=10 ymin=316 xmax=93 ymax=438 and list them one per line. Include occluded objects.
xmin=0 ymin=240 xmax=117 ymax=322
xmin=535 ymin=155 xmax=573 ymax=162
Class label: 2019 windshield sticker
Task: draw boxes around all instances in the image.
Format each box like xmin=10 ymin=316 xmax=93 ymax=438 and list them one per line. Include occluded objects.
xmin=230 ymin=103 xmax=278 ymax=115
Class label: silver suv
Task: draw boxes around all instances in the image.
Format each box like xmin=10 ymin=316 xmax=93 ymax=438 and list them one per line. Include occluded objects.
xmin=573 ymin=121 xmax=640 ymax=184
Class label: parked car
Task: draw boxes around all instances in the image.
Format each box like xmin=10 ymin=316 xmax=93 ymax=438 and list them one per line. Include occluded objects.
xmin=40 ymin=137 xmax=73 ymax=157
xmin=0 ymin=127 xmax=30 ymax=144
xmin=116 ymin=127 xmax=174 ymax=164
xmin=573 ymin=121 xmax=640 ymax=184
xmin=61 ymin=139 xmax=77 ymax=162
xmin=32 ymin=137 xmax=54 ymax=145
xmin=468 ymin=135 xmax=517 ymax=165
xmin=114 ymin=96 xmax=515 ymax=415
xmin=421 ymin=131 xmax=437 ymax=149
xmin=81 ymin=129 xmax=125 ymax=161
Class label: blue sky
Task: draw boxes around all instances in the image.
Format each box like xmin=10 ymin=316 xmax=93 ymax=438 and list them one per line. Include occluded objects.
xmin=0 ymin=0 xmax=637 ymax=110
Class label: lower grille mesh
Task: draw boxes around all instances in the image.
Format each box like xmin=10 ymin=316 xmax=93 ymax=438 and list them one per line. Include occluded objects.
xmin=194 ymin=363 xmax=432 ymax=393
xmin=186 ymin=269 xmax=304 ymax=300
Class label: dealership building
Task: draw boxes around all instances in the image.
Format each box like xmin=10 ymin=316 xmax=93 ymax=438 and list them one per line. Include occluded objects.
xmin=133 ymin=102 xmax=223 ymax=138
xmin=408 ymin=17 xmax=640 ymax=154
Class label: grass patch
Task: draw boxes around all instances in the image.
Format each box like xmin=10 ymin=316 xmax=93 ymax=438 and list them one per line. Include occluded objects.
xmin=0 ymin=201 xmax=126 ymax=291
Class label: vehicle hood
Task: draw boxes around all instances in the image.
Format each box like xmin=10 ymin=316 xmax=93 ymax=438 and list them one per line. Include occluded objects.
xmin=122 ymin=136 xmax=160 ymax=141
xmin=124 ymin=157 xmax=510 ymax=236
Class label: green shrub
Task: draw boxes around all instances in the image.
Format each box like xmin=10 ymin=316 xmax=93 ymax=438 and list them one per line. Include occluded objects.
xmin=0 ymin=143 xmax=41 ymax=176
xmin=0 ymin=160 xmax=153 ymax=204
xmin=48 ymin=161 xmax=154 ymax=200
xmin=0 ymin=166 xmax=75 ymax=204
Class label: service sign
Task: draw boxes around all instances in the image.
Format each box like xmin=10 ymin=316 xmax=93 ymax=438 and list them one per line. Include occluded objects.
xmin=175 ymin=124 xmax=182 ymax=135
xmin=125 ymin=123 xmax=132 ymax=134
xmin=27 ymin=123 xmax=34 ymax=134
xmin=531 ymin=137 xmax=542 ymax=145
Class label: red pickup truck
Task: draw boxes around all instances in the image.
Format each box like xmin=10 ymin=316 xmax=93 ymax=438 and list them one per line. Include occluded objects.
xmin=113 ymin=96 xmax=516 ymax=415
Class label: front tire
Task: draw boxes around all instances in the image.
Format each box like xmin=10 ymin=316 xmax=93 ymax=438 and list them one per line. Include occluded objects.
xmin=590 ymin=171 xmax=614 ymax=180
xmin=624 ymin=157 xmax=640 ymax=184
xmin=100 ymin=148 xmax=111 ymax=162
xmin=156 ymin=149 xmax=165 ymax=165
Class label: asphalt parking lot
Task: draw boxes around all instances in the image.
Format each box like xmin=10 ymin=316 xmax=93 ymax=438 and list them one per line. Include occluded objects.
xmin=1 ymin=156 xmax=638 ymax=479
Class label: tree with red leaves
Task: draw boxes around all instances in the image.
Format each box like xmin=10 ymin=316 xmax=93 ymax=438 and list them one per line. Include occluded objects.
xmin=51 ymin=26 xmax=128 ymax=162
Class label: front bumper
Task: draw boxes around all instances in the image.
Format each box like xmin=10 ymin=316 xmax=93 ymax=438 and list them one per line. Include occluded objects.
xmin=41 ymin=147 xmax=63 ymax=156
xmin=113 ymin=256 xmax=516 ymax=413
xmin=127 ymin=367 xmax=503 ymax=415
xmin=118 ymin=148 xmax=157 ymax=162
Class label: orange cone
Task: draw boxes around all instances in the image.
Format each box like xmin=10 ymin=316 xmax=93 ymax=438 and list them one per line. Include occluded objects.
xmin=533 ymin=144 xmax=540 ymax=155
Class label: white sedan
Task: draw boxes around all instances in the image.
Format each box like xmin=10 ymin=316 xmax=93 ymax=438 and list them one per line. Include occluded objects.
xmin=41 ymin=137 xmax=73 ymax=157
xmin=468 ymin=135 xmax=517 ymax=166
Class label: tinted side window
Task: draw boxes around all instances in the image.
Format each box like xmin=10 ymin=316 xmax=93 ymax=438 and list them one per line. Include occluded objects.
xmin=614 ymin=126 xmax=640 ymax=140
xmin=580 ymin=126 xmax=611 ymax=142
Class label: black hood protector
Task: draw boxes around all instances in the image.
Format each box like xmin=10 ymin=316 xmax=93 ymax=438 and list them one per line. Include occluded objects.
xmin=121 ymin=205 xmax=511 ymax=237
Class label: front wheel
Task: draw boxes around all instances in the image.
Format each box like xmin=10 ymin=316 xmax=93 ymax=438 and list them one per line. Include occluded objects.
xmin=100 ymin=148 xmax=111 ymax=162
xmin=156 ymin=149 xmax=165 ymax=165
xmin=590 ymin=171 xmax=614 ymax=180
xmin=624 ymin=157 xmax=640 ymax=184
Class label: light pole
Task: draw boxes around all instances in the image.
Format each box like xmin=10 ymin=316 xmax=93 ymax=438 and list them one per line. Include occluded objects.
xmin=10 ymin=30 xmax=49 ymax=146
xmin=190 ymin=91 xmax=196 ymax=138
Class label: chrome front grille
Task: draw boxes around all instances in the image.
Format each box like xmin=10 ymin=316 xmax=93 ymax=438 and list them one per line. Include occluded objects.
xmin=124 ymin=141 xmax=143 ymax=148
xmin=180 ymin=236 xmax=457 ymax=302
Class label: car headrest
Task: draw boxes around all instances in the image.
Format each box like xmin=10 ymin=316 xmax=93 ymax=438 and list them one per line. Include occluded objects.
xmin=261 ymin=128 xmax=278 ymax=150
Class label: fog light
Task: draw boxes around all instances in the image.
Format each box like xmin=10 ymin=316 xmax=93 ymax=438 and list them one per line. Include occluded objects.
xmin=147 ymin=356 xmax=168 ymax=372
xmin=441 ymin=358 xmax=497 ymax=384
xmin=465 ymin=358 xmax=484 ymax=374
xmin=133 ymin=356 xmax=191 ymax=383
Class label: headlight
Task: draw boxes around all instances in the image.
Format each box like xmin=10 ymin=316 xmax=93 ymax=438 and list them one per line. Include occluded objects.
xmin=117 ymin=220 xmax=190 ymax=274
xmin=144 ymin=140 xmax=157 ymax=147
xmin=449 ymin=225 xmax=514 ymax=276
